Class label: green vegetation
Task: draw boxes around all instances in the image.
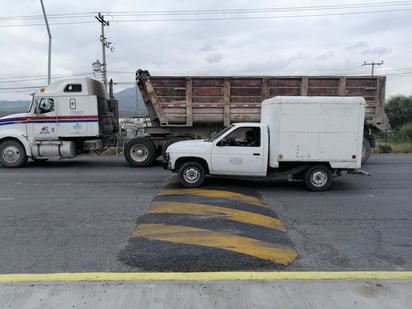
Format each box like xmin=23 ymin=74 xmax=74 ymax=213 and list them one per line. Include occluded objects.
xmin=385 ymin=95 xmax=412 ymax=129
xmin=374 ymin=95 xmax=412 ymax=153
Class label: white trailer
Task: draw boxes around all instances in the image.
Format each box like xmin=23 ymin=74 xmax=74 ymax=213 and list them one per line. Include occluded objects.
xmin=164 ymin=96 xmax=367 ymax=191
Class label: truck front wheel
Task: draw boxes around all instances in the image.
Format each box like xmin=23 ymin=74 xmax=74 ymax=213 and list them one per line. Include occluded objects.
xmin=304 ymin=165 xmax=332 ymax=192
xmin=0 ymin=140 xmax=28 ymax=168
xmin=124 ymin=138 xmax=156 ymax=167
xmin=178 ymin=161 xmax=205 ymax=188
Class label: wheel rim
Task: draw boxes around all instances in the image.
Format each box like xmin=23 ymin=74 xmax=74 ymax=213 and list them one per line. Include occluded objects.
xmin=2 ymin=145 xmax=21 ymax=164
xmin=130 ymin=144 xmax=148 ymax=163
xmin=183 ymin=167 xmax=200 ymax=184
xmin=311 ymin=171 xmax=328 ymax=188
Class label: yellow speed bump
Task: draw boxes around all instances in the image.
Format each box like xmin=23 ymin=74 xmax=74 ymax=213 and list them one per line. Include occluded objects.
xmin=148 ymin=201 xmax=287 ymax=232
xmin=131 ymin=223 xmax=297 ymax=265
xmin=158 ymin=188 xmax=268 ymax=208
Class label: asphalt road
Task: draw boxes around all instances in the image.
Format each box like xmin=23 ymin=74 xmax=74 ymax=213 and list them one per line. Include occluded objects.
xmin=260 ymin=153 xmax=412 ymax=271
xmin=0 ymin=153 xmax=411 ymax=273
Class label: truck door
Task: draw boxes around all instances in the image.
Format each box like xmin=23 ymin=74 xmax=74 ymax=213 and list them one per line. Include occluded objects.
xmin=29 ymin=97 xmax=58 ymax=140
xmin=210 ymin=126 xmax=266 ymax=176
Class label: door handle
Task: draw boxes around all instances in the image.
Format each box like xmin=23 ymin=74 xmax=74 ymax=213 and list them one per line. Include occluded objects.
xmin=253 ymin=153 xmax=260 ymax=156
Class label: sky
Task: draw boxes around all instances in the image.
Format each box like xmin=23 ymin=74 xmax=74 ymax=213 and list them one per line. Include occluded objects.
xmin=0 ymin=0 xmax=411 ymax=101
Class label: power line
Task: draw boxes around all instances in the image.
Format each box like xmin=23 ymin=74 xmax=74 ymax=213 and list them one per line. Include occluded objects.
xmin=1 ymin=67 xmax=412 ymax=89
xmin=0 ymin=72 xmax=93 ymax=84
xmin=2 ymin=1 xmax=412 ymax=19
xmin=1 ymin=1 xmax=412 ymax=27
xmin=108 ymin=1 xmax=412 ymax=15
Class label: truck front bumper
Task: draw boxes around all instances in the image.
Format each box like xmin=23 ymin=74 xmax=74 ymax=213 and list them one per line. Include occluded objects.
xmin=162 ymin=159 xmax=170 ymax=170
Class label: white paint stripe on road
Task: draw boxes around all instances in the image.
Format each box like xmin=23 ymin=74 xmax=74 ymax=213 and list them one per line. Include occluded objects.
xmin=0 ymin=197 xmax=15 ymax=200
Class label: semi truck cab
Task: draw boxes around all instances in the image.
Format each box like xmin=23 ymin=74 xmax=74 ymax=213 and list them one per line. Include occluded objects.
xmin=0 ymin=77 xmax=118 ymax=167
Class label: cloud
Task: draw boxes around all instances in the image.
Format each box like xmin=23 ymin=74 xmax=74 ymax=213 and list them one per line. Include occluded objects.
xmin=0 ymin=0 xmax=412 ymax=101
xmin=205 ymin=53 xmax=223 ymax=64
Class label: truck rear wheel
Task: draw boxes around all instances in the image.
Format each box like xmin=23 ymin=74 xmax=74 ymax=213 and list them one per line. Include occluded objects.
xmin=304 ymin=165 xmax=332 ymax=192
xmin=0 ymin=140 xmax=28 ymax=168
xmin=361 ymin=138 xmax=371 ymax=164
xmin=178 ymin=161 xmax=205 ymax=188
xmin=124 ymin=138 xmax=156 ymax=167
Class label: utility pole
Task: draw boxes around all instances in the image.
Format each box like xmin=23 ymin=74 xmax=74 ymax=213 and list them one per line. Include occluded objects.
xmin=40 ymin=0 xmax=52 ymax=85
xmin=362 ymin=60 xmax=384 ymax=76
xmin=95 ymin=13 xmax=114 ymax=92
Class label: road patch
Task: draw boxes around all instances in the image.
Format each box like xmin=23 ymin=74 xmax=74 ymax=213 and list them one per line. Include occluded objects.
xmin=158 ymin=188 xmax=268 ymax=207
xmin=147 ymin=201 xmax=286 ymax=231
xmin=120 ymin=183 xmax=298 ymax=271
xmin=131 ymin=223 xmax=296 ymax=265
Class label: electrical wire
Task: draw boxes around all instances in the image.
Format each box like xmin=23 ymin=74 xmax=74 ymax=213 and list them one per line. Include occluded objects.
xmin=1 ymin=2 xmax=412 ymax=95
xmin=1 ymin=1 xmax=412 ymax=27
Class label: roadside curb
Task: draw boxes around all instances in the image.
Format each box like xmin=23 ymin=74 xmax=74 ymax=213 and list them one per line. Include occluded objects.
xmin=1 ymin=271 xmax=412 ymax=283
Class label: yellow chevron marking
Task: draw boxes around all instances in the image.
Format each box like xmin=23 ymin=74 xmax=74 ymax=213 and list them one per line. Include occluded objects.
xmin=131 ymin=224 xmax=297 ymax=265
xmin=158 ymin=188 xmax=268 ymax=208
xmin=148 ymin=201 xmax=287 ymax=232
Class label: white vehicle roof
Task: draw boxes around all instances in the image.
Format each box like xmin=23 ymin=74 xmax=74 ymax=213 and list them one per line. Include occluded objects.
xmin=34 ymin=77 xmax=107 ymax=98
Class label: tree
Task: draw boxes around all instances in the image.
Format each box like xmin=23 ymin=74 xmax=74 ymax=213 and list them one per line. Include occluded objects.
xmin=385 ymin=95 xmax=412 ymax=129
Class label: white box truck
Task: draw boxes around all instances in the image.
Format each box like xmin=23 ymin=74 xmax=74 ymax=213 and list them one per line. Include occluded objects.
xmin=163 ymin=96 xmax=367 ymax=191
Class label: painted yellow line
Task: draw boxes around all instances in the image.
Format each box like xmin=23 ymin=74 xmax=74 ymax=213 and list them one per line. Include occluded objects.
xmin=148 ymin=201 xmax=287 ymax=232
xmin=158 ymin=188 xmax=268 ymax=208
xmin=1 ymin=272 xmax=411 ymax=283
xmin=131 ymin=224 xmax=297 ymax=265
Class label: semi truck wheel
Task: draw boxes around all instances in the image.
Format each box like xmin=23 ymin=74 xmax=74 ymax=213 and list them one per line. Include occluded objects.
xmin=0 ymin=140 xmax=28 ymax=168
xmin=361 ymin=138 xmax=371 ymax=164
xmin=304 ymin=165 xmax=332 ymax=192
xmin=124 ymin=138 xmax=156 ymax=167
xmin=178 ymin=161 xmax=205 ymax=188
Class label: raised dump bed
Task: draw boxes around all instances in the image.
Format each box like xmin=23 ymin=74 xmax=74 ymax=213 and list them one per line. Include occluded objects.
xmin=136 ymin=69 xmax=387 ymax=133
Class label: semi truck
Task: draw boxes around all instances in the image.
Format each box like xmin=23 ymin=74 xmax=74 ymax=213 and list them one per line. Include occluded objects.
xmin=163 ymin=96 xmax=367 ymax=191
xmin=0 ymin=78 xmax=119 ymax=167
xmin=126 ymin=69 xmax=388 ymax=167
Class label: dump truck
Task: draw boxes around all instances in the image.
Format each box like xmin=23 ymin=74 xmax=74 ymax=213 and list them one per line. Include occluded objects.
xmin=163 ymin=96 xmax=367 ymax=191
xmin=125 ymin=69 xmax=387 ymax=167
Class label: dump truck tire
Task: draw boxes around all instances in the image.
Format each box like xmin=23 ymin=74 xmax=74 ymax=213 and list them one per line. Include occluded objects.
xmin=124 ymin=138 xmax=156 ymax=167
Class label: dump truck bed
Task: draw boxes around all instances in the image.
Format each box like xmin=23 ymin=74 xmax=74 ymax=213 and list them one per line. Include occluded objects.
xmin=136 ymin=70 xmax=387 ymax=132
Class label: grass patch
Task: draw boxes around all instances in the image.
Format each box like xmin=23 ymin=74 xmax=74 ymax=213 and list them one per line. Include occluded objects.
xmin=375 ymin=141 xmax=412 ymax=153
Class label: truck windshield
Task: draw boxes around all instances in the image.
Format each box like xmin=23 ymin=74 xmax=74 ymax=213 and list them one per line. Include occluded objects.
xmin=208 ymin=125 xmax=234 ymax=142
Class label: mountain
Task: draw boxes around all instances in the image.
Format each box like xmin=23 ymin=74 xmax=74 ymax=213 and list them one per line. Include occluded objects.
xmin=0 ymin=100 xmax=30 ymax=116
xmin=0 ymin=87 xmax=147 ymax=117
xmin=115 ymin=86 xmax=148 ymax=117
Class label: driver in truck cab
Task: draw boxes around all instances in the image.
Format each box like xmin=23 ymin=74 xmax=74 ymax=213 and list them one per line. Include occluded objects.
xmin=245 ymin=128 xmax=260 ymax=147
